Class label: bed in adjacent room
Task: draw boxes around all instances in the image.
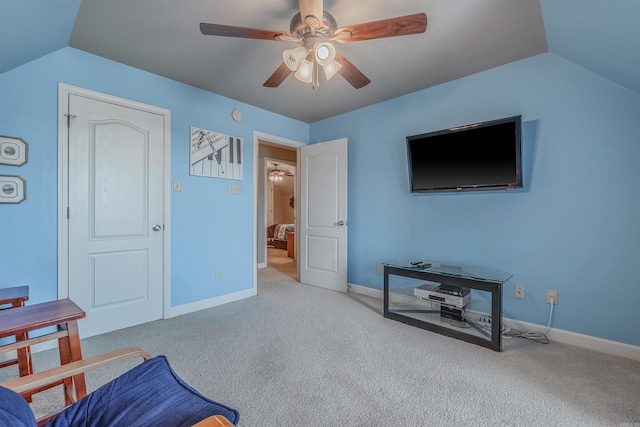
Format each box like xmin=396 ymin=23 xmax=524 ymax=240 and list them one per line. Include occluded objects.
xmin=267 ymin=224 xmax=294 ymax=250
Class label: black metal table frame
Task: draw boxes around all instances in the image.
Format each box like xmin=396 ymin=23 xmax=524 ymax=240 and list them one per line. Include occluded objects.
xmin=383 ymin=265 xmax=503 ymax=351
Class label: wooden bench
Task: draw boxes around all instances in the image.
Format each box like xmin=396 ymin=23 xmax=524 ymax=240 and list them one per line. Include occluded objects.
xmin=0 ymin=298 xmax=86 ymax=404
xmin=0 ymin=286 xmax=33 ymax=377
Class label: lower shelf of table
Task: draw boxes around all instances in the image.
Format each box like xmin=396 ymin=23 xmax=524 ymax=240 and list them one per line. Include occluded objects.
xmin=387 ymin=287 xmax=498 ymax=349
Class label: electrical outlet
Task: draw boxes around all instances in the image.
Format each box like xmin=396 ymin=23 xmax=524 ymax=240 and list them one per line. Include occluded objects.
xmin=228 ymin=184 xmax=238 ymax=194
xmin=514 ymin=285 xmax=525 ymax=300
xmin=215 ymin=269 xmax=222 ymax=279
xmin=546 ymin=289 xmax=558 ymax=304
xmin=376 ymin=264 xmax=384 ymax=275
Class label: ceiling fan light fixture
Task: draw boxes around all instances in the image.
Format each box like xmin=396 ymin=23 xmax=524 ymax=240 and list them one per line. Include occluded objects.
xmin=283 ymin=46 xmax=307 ymax=71
xmin=322 ymin=60 xmax=342 ymax=80
xmin=313 ymin=42 xmax=336 ymax=67
xmin=294 ymin=59 xmax=314 ymax=83
xmin=269 ymin=163 xmax=285 ymax=183
xmin=202 ymin=9 xmax=426 ymax=91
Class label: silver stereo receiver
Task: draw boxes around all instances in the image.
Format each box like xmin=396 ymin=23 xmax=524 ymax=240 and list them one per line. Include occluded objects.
xmin=413 ymin=283 xmax=470 ymax=308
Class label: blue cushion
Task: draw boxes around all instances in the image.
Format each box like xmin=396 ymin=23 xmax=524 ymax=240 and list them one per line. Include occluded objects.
xmin=45 ymin=356 xmax=239 ymax=427
xmin=0 ymin=385 xmax=37 ymax=427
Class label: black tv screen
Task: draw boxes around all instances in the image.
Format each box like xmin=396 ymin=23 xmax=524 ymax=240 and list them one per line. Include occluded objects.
xmin=407 ymin=115 xmax=522 ymax=193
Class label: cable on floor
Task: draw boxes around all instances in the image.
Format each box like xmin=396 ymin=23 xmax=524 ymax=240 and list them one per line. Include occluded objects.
xmin=502 ymin=297 xmax=554 ymax=344
xmin=462 ymin=299 xmax=555 ymax=344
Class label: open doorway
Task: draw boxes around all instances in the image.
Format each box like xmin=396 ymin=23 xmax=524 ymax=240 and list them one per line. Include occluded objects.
xmin=256 ymin=137 xmax=300 ymax=279
xmin=265 ymin=159 xmax=296 ymax=277
xmin=253 ymin=132 xmax=348 ymax=294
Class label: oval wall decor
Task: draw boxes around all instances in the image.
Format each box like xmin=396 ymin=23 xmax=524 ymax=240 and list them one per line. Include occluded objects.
xmin=0 ymin=136 xmax=28 ymax=166
xmin=0 ymin=175 xmax=26 ymax=204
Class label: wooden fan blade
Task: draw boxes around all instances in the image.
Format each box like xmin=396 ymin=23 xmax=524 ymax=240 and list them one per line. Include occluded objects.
xmin=334 ymin=12 xmax=427 ymax=43
xmin=335 ymin=52 xmax=370 ymax=89
xmin=298 ymin=0 xmax=323 ymax=25
xmin=263 ymin=62 xmax=292 ymax=87
xmin=200 ymin=23 xmax=290 ymax=41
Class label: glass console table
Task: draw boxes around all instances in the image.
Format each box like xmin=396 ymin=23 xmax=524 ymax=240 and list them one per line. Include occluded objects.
xmin=383 ymin=260 xmax=512 ymax=352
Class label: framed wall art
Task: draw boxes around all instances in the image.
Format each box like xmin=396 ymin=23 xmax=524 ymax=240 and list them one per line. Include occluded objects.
xmin=0 ymin=175 xmax=26 ymax=204
xmin=190 ymin=127 xmax=243 ymax=180
xmin=0 ymin=136 xmax=28 ymax=166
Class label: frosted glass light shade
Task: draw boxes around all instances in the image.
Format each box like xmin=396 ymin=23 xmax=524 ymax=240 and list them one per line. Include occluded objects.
xmin=314 ymin=42 xmax=336 ymax=67
xmin=294 ymin=59 xmax=314 ymax=83
xmin=322 ymin=61 xmax=342 ymax=80
xmin=283 ymin=46 xmax=308 ymax=71
xmin=316 ymin=45 xmax=330 ymax=60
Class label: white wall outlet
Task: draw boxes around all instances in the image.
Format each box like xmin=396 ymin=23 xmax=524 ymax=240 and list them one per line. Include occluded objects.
xmin=228 ymin=184 xmax=238 ymax=194
xmin=215 ymin=269 xmax=222 ymax=279
xmin=515 ymin=285 xmax=525 ymax=300
xmin=546 ymin=289 xmax=558 ymax=304
xmin=173 ymin=179 xmax=182 ymax=192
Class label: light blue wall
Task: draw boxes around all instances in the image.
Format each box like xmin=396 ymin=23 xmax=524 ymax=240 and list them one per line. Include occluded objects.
xmin=0 ymin=47 xmax=308 ymax=307
xmin=310 ymin=53 xmax=640 ymax=347
xmin=541 ymin=0 xmax=640 ymax=95
xmin=2 ymin=47 xmax=639 ymax=347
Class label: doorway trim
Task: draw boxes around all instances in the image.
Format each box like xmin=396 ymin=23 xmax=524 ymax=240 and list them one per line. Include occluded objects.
xmin=253 ymin=131 xmax=304 ymax=291
xmin=57 ymin=83 xmax=172 ymax=319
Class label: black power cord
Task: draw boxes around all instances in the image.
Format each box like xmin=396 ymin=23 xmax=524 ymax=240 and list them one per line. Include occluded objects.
xmin=502 ymin=298 xmax=554 ymax=344
xmin=460 ymin=299 xmax=555 ymax=344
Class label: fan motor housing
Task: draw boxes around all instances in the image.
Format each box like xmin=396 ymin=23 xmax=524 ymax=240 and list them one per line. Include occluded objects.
xmin=289 ymin=11 xmax=337 ymax=40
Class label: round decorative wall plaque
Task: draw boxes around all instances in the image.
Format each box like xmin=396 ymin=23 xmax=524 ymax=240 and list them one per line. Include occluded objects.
xmin=0 ymin=136 xmax=28 ymax=166
xmin=0 ymin=175 xmax=26 ymax=204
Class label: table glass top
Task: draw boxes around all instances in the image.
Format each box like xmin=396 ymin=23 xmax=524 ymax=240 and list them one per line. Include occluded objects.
xmin=383 ymin=259 xmax=513 ymax=284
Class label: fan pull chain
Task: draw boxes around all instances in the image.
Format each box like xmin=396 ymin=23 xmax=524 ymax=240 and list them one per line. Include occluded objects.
xmin=313 ymin=61 xmax=320 ymax=89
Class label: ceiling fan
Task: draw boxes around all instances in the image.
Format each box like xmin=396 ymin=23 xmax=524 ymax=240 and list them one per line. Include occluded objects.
xmin=268 ymin=163 xmax=293 ymax=183
xmin=200 ymin=0 xmax=427 ymax=89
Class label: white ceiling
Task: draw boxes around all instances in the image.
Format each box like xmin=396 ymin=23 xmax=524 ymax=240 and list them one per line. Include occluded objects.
xmin=2 ymin=1 xmax=638 ymax=123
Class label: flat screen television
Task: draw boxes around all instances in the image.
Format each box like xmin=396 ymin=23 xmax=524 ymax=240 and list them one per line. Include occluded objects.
xmin=406 ymin=115 xmax=522 ymax=193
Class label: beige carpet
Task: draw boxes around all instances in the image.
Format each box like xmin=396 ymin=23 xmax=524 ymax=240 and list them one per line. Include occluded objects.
xmin=266 ymin=247 xmax=296 ymax=279
xmin=2 ymin=261 xmax=640 ymax=426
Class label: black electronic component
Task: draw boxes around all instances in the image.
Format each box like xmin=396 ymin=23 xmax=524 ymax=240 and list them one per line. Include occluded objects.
xmin=436 ymin=284 xmax=470 ymax=297
xmin=440 ymin=306 xmax=464 ymax=322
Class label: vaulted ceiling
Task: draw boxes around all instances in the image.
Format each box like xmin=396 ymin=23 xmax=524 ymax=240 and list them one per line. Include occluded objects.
xmin=1 ymin=0 xmax=638 ymax=123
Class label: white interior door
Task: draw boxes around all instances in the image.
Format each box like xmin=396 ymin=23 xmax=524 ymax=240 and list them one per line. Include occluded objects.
xmin=299 ymin=138 xmax=348 ymax=292
xmin=66 ymin=93 xmax=165 ymax=337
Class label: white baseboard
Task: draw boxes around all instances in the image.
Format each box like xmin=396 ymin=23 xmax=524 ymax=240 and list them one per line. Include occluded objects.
xmin=348 ymin=282 xmax=379 ymax=299
xmin=8 ymin=284 xmax=634 ymax=364
xmin=347 ymin=283 xmax=640 ymax=361
xmin=167 ymin=287 xmax=256 ymax=318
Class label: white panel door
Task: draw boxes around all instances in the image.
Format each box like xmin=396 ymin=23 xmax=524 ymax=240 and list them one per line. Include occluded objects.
xmin=67 ymin=94 xmax=165 ymax=337
xmin=299 ymin=138 xmax=348 ymax=292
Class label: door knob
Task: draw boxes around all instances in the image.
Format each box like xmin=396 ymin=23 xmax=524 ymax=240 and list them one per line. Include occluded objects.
xmin=152 ymin=224 xmax=162 ymax=231
xmin=337 ymin=220 xmax=346 ymax=227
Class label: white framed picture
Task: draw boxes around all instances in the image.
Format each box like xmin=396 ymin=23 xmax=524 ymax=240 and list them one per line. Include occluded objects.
xmin=190 ymin=127 xmax=243 ymax=180
xmin=0 ymin=136 xmax=28 ymax=166
xmin=0 ymin=175 xmax=26 ymax=204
